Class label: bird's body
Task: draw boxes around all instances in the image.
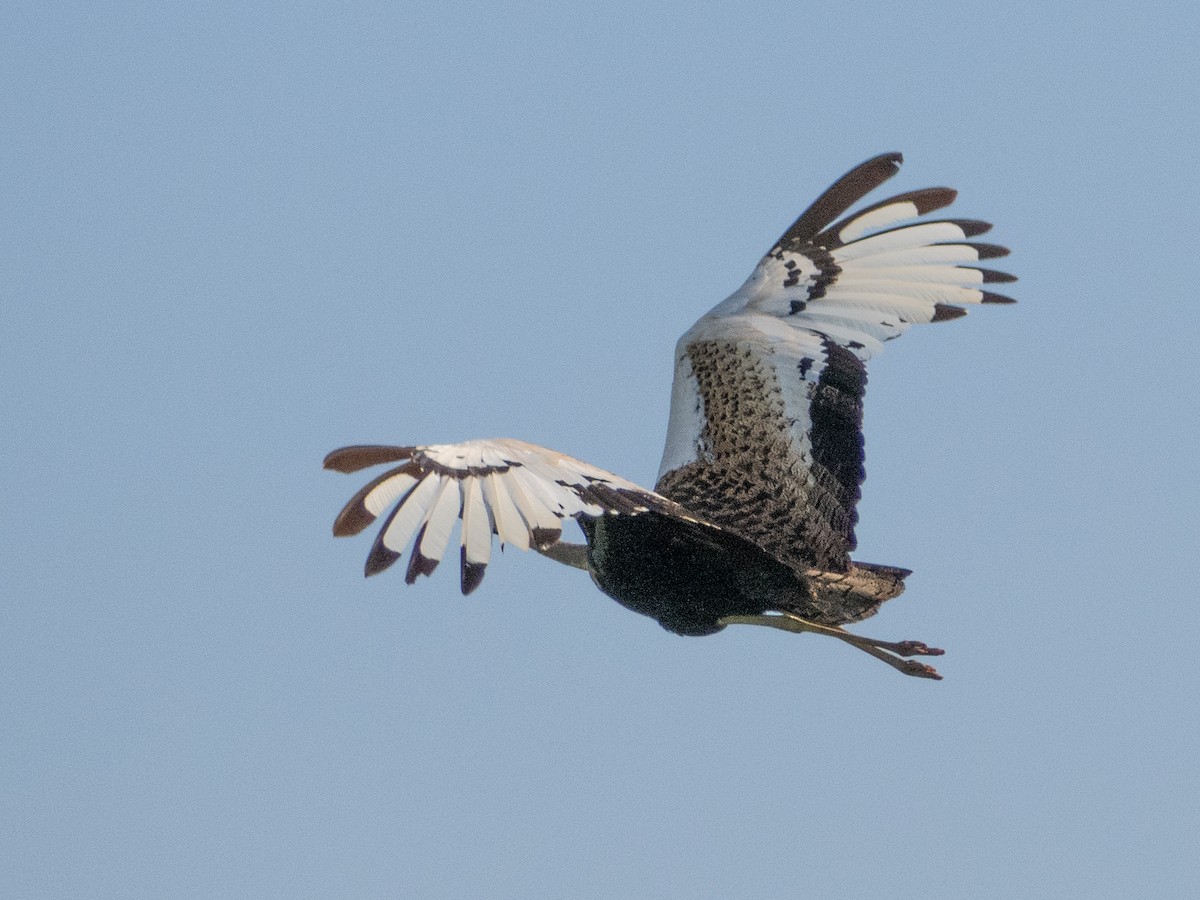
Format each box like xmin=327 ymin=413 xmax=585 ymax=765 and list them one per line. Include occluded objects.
xmin=580 ymin=514 xmax=909 ymax=636
xmin=325 ymin=154 xmax=1014 ymax=678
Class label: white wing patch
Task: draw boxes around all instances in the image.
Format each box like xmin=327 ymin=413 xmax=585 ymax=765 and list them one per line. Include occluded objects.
xmin=834 ymin=199 xmax=922 ymax=243
xmin=379 ymin=474 xmax=443 ymax=562
xmin=325 ymin=439 xmax=691 ymax=595
xmin=695 ymin=203 xmax=1013 ymax=371
xmin=657 ymin=349 xmax=709 ymax=478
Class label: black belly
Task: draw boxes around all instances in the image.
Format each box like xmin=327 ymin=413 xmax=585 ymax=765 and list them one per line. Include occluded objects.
xmin=578 ymin=513 xmax=809 ymax=636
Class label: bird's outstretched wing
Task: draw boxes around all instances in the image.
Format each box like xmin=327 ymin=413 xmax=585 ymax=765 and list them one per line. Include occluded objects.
xmin=655 ymin=153 xmax=1014 ymax=574
xmin=324 ymin=439 xmax=709 ymax=595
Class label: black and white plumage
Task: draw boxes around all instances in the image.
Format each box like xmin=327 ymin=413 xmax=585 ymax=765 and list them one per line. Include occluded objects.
xmin=326 ymin=154 xmax=1014 ymax=679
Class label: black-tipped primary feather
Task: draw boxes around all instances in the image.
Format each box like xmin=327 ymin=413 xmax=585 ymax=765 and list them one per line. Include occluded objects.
xmin=362 ymin=485 xmax=414 ymax=575
xmin=404 ymin=524 xmax=440 ymax=583
xmin=962 ymin=242 xmax=1010 ymax=259
xmin=773 ymin=152 xmax=904 ymax=251
xmin=461 ymin=549 xmax=487 ymax=595
xmin=332 ymin=462 xmax=419 ymax=536
xmin=817 ymin=186 xmax=958 ymax=248
xmin=324 ymin=445 xmax=415 ymax=473
xmin=931 ymin=304 xmax=968 ymax=322
xmin=365 ymin=532 xmax=402 ymax=576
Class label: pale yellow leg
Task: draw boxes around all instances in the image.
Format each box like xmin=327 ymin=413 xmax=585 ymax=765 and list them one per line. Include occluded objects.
xmin=717 ymin=612 xmax=944 ymax=680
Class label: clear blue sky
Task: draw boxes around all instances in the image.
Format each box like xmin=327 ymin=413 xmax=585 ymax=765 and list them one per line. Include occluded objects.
xmin=4 ymin=2 xmax=1199 ymax=897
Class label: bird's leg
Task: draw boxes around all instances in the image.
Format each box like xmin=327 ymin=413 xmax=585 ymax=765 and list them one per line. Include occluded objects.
xmin=534 ymin=541 xmax=590 ymax=571
xmin=716 ymin=612 xmax=944 ymax=680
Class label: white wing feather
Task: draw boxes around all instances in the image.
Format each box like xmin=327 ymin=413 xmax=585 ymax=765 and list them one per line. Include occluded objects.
xmin=461 ymin=477 xmax=492 ymax=563
xmin=380 ymin=475 xmax=441 ymax=555
xmin=326 ymin=438 xmax=700 ymax=594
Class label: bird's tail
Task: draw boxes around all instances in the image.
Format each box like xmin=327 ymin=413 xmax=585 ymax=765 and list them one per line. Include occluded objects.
xmin=805 ymin=561 xmax=912 ymax=625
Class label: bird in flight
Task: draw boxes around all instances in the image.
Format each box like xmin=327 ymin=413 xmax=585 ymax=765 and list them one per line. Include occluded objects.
xmin=325 ymin=153 xmax=1014 ymax=679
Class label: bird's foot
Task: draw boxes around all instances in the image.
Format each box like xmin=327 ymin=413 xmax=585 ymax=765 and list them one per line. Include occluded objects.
xmin=894 ymin=659 xmax=943 ymax=680
xmin=883 ymin=640 xmax=944 ymax=658
xmin=717 ymin=612 xmax=944 ymax=680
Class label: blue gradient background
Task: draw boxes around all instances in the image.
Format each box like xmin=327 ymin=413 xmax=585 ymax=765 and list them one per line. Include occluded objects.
xmin=4 ymin=2 xmax=1198 ymax=897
